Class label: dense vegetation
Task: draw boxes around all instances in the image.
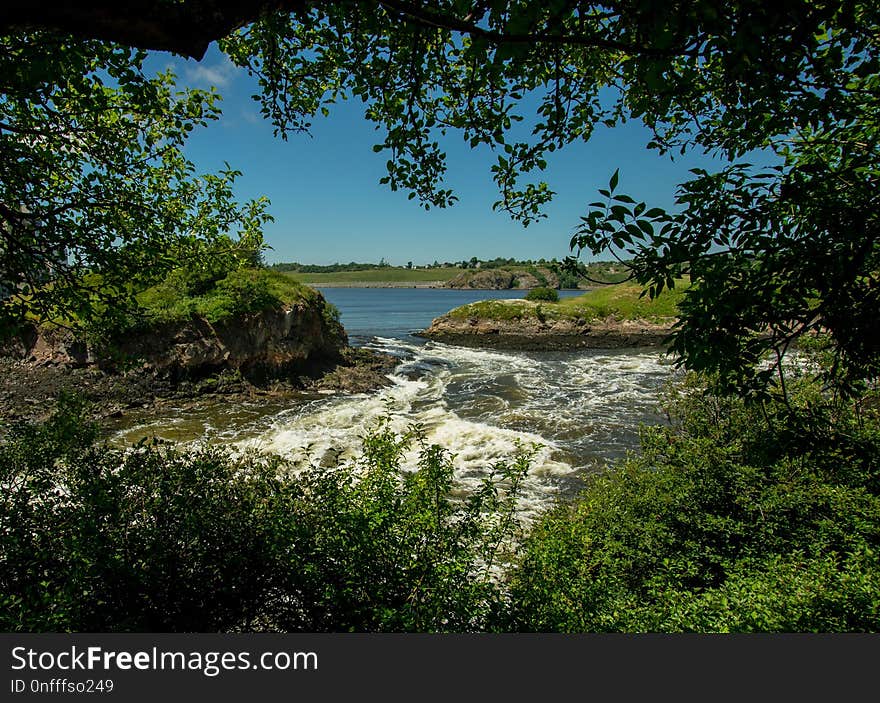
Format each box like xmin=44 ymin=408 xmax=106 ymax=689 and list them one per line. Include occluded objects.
xmin=0 ymin=398 xmax=530 ymax=632
xmin=0 ymin=34 xmax=271 ymax=340
xmin=524 ymin=287 xmax=559 ymax=303
xmin=36 ymin=237 xmax=341 ymax=355
xmin=509 ymin=375 xmax=880 ymax=632
xmin=137 ymin=266 xmax=320 ymax=325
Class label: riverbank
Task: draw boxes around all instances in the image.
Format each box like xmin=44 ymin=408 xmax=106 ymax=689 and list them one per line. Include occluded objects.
xmin=0 ymin=291 xmax=397 ymax=425
xmin=308 ymin=281 xmax=449 ymax=288
xmin=0 ymin=345 xmax=397 ymax=425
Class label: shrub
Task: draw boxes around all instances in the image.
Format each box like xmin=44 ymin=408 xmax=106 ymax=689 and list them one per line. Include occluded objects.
xmin=557 ymin=269 xmax=582 ymax=289
xmin=0 ymin=402 xmax=531 ymax=632
xmin=507 ymin=376 xmax=880 ymax=632
xmin=200 ymin=268 xmax=279 ymax=321
xmin=525 ymin=287 xmax=559 ymax=303
xmin=137 ymin=268 xmax=282 ymax=324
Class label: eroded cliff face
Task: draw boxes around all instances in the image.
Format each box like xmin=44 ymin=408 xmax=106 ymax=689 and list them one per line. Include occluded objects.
xmin=419 ymin=314 xmax=673 ymax=351
xmin=0 ymin=298 xmax=399 ymax=423
xmin=5 ymin=300 xmax=346 ymax=381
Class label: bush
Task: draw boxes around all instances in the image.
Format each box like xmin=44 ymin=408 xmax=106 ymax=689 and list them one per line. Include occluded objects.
xmin=507 ymin=376 xmax=880 ymax=632
xmin=525 ymin=287 xmax=559 ymax=303
xmin=0 ymin=402 xmax=531 ymax=632
xmin=7 ymin=371 xmax=877 ymax=633
xmin=136 ymin=267 xmax=283 ymax=324
xmin=202 ymin=268 xmax=279 ymax=321
xmin=557 ymin=269 xmax=582 ymax=289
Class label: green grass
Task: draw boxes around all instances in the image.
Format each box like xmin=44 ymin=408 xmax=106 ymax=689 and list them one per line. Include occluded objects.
xmin=448 ymin=299 xmax=535 ymax=321
xmin=557 ymin=280 xmax=686 ymax=320
xmin=284 ymin=267 xmax=464 ymax=284
xmin=447 ymin=281 xmax=688 ymax=323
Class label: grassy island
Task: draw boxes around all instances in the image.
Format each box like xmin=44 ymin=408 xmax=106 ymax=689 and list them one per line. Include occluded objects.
xmin=419 ymin=281 xmax=688 ymax=351
xmin=447 ymin=281 xmax=686 ymax=324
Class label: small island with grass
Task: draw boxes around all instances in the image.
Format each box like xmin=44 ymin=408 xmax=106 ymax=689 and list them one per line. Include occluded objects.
xmin=419 ymin=282 xmax=685 ymax=350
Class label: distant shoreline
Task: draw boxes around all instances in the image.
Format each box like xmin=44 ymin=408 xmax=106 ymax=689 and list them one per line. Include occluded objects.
xmin=309 ymin=282 xmax=589 ymax=290
xmin=310 ymin=281 xmax=449 ymax=288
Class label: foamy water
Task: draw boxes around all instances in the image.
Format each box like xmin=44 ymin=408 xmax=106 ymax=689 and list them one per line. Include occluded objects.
xmin=112 ymin=336 xmax=674 ymax=517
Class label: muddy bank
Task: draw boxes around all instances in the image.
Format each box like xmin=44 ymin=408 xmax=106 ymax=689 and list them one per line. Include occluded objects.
xmin=0 ymin=346 xmax=397 ymax=425
xmin=417 ymin=315 xmax=673 ymax=351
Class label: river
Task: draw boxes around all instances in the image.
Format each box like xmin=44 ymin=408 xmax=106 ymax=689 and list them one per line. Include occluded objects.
xmin=112 ymin=287 xmax=676 ymax=517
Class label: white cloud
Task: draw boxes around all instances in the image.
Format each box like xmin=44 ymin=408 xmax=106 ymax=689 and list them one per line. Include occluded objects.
xmin=240 ymin=107 xmax=261 ymax=125
xmin=183 ymin=56 xmax=238 ymax=89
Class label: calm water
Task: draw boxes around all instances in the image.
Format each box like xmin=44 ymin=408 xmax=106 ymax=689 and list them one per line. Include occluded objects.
xmin=112 ymin=287 xmax=674 ymax=517
xmin=317 ymin=287 xmax=584 ymax=343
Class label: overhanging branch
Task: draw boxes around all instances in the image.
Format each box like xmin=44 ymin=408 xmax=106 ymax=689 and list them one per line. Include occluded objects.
xmin=2 ymin=0 xmax=699 ymax=60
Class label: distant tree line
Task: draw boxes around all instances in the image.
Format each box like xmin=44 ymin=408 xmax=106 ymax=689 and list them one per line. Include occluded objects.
xmin=270 ymin=258 xmax=394 ymax=273
xmin=271 ymin=256 xmax=553 ymax=272
xmin=269 ymin=257 xmax=630 ymax=288
xmin=272 ymin=256 xmax=619 ymax=271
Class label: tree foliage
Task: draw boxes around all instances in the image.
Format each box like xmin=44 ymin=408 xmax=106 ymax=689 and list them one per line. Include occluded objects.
xmin=5 ymin=3 xmax=878 ymax=394
xmin=221 ymin=1 xmax=879 ymax=396
xmin=0 ymin=33 xmax=271 ymax=338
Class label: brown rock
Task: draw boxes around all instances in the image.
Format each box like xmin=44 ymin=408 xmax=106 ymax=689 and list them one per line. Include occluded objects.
xmin=418 ymin=313 xmax=674 ymax=351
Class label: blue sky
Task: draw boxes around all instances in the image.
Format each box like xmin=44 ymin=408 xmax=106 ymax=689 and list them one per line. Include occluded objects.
xmin=153 ymin=48 xmax=728 ymax=266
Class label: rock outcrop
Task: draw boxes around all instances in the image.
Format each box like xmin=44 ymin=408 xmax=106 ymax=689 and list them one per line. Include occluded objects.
xmin=419 ymin=314 xmax=673 ymax=351
xmin=0 ymin=297 xmax=396 ymax=422
xmin=6 ymin=301 xmax=345 ymax=381
xmin=444 ymin=267 xmax=560 ymax=290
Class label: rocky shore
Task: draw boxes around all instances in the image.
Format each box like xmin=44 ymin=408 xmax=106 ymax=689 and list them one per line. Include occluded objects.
xmin=0 ymin=302 xmax=396 ymax=424
xmin=418 ymin=313 xmax=674 ymax=351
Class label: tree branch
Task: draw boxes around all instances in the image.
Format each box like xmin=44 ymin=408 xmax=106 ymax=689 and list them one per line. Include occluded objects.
xmin=0 ymin=0 xmax=309 ymax=59
xmin=2 ymin=0 xmax=699 ymax=60
xmin=377 ymin=0 xmax=699 ymax=56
